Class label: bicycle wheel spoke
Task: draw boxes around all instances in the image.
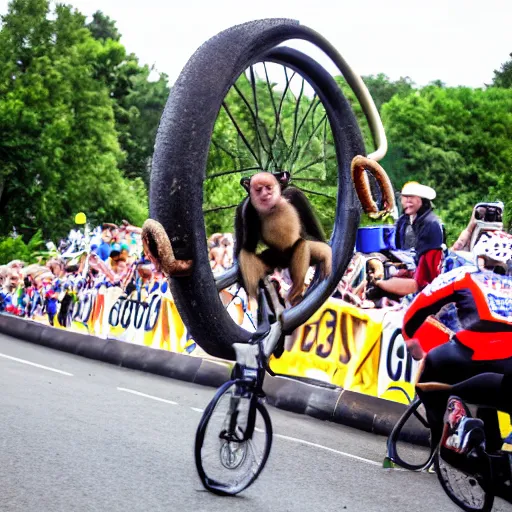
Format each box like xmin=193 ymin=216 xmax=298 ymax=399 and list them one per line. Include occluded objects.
xmin=436 ymin=452 xmax=492 ymax=510
xmin=205 ymin=166 xmax=262 ymax=180
xmin=262 ymin=62 xmax=288 ymax=153
xmin=196 ymin=383 xmax=271 ymax=495
xmin=221 ymin=101 xmax=262 ymax=167
xmin=294 ymin=185 xmax=336 ymax=201
xmin=233 ymin=81 xmax=272 ymax=164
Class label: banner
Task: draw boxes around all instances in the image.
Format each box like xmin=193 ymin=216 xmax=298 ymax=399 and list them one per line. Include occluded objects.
xmin=269 ymin=298 xmax=388 ymax=395
xmin=377 ymin=308 xmax=420 ymax=404
xmin=24 ymin=280 xmax=512 ymax=437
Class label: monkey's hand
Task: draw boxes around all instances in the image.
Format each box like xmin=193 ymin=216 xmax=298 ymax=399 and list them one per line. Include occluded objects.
xmin=141 ymin=219 xmax=193 ymax=277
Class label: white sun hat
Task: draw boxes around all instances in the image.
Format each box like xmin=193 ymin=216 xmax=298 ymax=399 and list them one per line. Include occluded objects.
xmin=401 ymin=181 xmax=436 ymax=200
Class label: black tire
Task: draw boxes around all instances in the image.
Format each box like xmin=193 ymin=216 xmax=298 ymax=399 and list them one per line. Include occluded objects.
xmin=195 ymin=380 xmax=273 ymax=496
xmin=434 ymin=449 xmax=494 ymax=512
xmin=386 ymin=397 xmax=435 ymax=471
xmin=150 ymin=20 xmax=365 ymax=360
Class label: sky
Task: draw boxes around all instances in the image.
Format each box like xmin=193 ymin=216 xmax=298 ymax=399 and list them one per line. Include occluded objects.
xmin=0 ymin=0 xmax=510 ymax=88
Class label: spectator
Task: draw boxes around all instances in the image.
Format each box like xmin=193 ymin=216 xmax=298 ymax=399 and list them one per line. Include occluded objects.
xmin=0 ymin=265 xmax=7 ymax=288
xmin=46 ymin=258 xmax=66 ymax=279
xmin=4 ymin=268 xmax=21 ymax=293
xmin=97 ymin=224 xmax=115 ymax=261
xmin=208 ymin=233 xmax=227 ymax=274
xmin=452 ymin=202 xmax=504 ymax=252
xmin=373 ymin=182 xmax=444 ymax=297
xmin=7 ymin=259 xmax=25 ymax=277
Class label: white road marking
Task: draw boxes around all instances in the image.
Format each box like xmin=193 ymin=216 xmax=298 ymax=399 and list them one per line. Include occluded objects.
xmin=115 ymin=387 xmax=379 ymax=467
xmin=259 ymin=429 xmax=380 ymax=467
xmin=0 ymin=352 xmax=73 ymax=376
xmin=117 ymin=387 xmax=178 ymax=405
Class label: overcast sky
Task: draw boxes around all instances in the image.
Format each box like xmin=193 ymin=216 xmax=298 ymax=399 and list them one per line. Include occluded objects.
xmin=1 ymin=0 xmax=510 ymax=88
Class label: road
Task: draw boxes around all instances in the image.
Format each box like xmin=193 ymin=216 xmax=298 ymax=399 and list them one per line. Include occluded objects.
xmin=0 ymin=332 xmax=508 ymax=512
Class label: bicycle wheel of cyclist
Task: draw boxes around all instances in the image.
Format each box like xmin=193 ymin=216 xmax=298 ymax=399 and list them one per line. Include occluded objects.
xmin=150 ymin=19 xmax=385 ymax=360
xmin=434 ymin=448 xmax=494 ymax=512
xmin=195 ymin=380 xmax=272 ymax=495
xmin=386 ymin=397 xmax=436 ymax=471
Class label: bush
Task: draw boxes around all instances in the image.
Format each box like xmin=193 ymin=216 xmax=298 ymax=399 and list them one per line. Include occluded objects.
xmin=0 ymin=231 xmax=45 ymax=265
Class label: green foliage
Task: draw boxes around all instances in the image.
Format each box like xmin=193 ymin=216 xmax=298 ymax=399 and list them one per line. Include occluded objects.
xmin=86 ymin=10 xmax=120 ymax=42
xmin=493 ymin=53 xmax=512 ymax=89
xmin=361 ymin=73 xmax=414 ymax=112
xmin=381 ymin=86 xmax=512 ymax=242
xmin=86 ymin=11 xmax=170 ymax=187
xmin=1 ymin=1 xmax=511 ymax=254
xmin=0 ymin=0 xmax=148 ymax=243
xmin=0 ymin=230 xmax=44 ymax=264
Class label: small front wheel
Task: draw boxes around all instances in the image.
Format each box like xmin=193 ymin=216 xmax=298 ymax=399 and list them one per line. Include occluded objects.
xmin=195 ymin=381 xmax=273 ymax=495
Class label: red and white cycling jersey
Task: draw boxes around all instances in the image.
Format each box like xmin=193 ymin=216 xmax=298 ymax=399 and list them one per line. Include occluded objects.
xmin=403 ymin=266 xmax=512 ymax=361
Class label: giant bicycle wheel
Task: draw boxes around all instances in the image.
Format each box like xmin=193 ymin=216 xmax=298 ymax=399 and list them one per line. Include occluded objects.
xmin=151 ymin=19 xmax=384 ymax=359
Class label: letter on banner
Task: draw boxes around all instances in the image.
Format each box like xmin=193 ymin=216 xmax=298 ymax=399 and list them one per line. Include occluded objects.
xmin=377 ymin=308 xmax=420 ymax=403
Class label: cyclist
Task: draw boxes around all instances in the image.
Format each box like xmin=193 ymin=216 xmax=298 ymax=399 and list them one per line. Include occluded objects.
xmin=402 ymin=230 xmax=512 ymax=487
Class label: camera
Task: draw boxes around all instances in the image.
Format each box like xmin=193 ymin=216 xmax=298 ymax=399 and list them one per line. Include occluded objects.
xmin=474 ymin=202 xmax=503 ymax=223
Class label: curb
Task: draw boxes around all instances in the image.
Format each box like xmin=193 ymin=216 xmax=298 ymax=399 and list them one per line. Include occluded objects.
xmin=0 ymin=314 xmax=231 ymax=388
xmin=0 ymin=314 xmax=420 ymax=440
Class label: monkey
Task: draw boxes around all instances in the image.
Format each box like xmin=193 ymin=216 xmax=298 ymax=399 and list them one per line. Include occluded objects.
xmin=235 ymin=171 xmax=332 ymax=306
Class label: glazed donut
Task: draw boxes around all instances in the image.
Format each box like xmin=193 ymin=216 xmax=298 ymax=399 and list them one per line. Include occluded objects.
xmin=141 ymin=219 xmax=193 ymax=277
xmin=351 ymin=155 xmax=395 ymax=216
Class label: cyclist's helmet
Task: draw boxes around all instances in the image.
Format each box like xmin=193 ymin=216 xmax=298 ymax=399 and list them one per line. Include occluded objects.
xmin=473 ymin=231 xmax=512 ymax=275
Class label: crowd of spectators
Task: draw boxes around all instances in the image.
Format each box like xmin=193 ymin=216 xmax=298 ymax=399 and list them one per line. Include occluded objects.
xmin=0 ymin=221 xmax=240 ymax=327
xmin=0 ymin=189 xmax=507 ymax=328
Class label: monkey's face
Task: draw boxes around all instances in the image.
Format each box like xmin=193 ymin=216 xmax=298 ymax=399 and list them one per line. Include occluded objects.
xmin=250 ymin=174 xmax=280 ymax=213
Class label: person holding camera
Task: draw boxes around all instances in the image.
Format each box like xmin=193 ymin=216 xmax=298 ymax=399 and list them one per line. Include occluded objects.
xmin=452 ymin=201 xmax=504 ymax=252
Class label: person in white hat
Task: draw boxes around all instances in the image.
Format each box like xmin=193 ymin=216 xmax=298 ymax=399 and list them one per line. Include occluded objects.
xmin=373 ymin=181 xmax=444 ymax=297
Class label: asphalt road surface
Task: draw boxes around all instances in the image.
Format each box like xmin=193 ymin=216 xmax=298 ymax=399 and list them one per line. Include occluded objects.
xmin=0 ymin=332 xmax=509 ymax=512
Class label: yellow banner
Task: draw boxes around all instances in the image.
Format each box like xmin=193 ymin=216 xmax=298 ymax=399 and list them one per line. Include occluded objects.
xmin=270 ymin=298 xmax=386 ymax=395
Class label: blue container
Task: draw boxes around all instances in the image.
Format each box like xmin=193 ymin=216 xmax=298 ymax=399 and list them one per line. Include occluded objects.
xmin=356 ymin=225 xmax=396 ymax=253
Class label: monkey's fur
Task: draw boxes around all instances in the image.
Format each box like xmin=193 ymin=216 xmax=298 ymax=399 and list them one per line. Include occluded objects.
xmin=235 ymin=172 xmax=332 ymax=305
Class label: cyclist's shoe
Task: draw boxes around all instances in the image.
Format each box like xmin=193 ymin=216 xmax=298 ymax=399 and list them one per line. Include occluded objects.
xmin=441 ymin=396 xmax=485 ymax=456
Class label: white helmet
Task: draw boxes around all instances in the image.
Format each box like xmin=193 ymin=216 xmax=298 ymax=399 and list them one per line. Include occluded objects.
xmin=473 ymin=231 xmax=512 ymax=273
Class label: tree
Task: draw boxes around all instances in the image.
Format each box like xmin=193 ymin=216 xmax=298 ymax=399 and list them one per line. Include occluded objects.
xmin=0 ymin=0 xmax=147 ymax=241
xmin=86 ymin=10 xmax=120 ymax=42
xmin=493 ymin=53 xmax=512 ymax=89
xmin=361 ymin=73 xmax=414 ymax=112
xmin=381 ymin=86 xmax=512 ymax=242
xmin=86 ymin=10 xmax=170 ymax=187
